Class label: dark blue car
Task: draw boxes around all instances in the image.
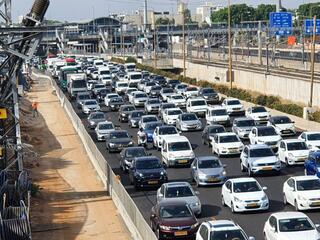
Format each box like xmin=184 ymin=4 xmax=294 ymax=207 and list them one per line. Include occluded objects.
xmin=143 ymin=121 xmax=163 ymax=142
xmin=304 ymin=152 xmax=320 ymax=177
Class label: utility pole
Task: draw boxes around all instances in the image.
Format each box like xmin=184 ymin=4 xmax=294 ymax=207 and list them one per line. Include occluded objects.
xmin=228 ymin=0 xmax=233 ymax=88
xmin=182 ymin=7 xmax=186 ymax=79
xmin=144 ymin=0 xmax=148 ymax=33
xmin=258 ymin=21 xmax=262 ymax=65
xmin=153 ymin=13 xmax=157 ymax=68
xmin=309 ymin=15 xmax=317 ymax=107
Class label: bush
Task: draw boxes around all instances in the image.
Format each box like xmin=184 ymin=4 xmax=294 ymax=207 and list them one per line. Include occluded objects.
xmin=125 ymin=56 xmax=137 ymax=63
xmin=310 ymin=111 xmax=320 ymax=122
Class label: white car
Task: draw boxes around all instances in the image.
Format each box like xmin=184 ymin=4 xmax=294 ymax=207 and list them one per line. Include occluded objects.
xmin=211 ymin=132 xmax=244 ymax=156
xmin=246 ymin=106 xmax=270 ymax=124
xmin=249 ymin=126 xmax=282 ymax=151
xmin=144 ymin=98 xmax=161 ymax=114
xmin=240 ymin=144 xmax=281 ymax=176
xmin=283 ymin=176 xmax=320 ymax=211
xmin=221 ymin=178 xmax=269 ymax=213
xmin=131 ymin=91 xmax=148 ymax=107
xmin=186 ymin=97 xmax=207 ymax=116
xmin=175 ymin=83 xmax=188 ymax=95
xmin=160 ymin=88 xmax=175 ymax=101
xmin=298 ymin=132 xmax=320 ymax=151
xmin=99 ymin=75 xmax=112 ymax=86
xmin=206 ymin=106 xmax=230 ymax=126
xmin=115 ymin=81 xmax=128 ymax=94
xmin=95 ymin=121 xmax=115 ymax=141
xmin=222 ymin=98 xmax=245 ymax=115
xmin=162 ymin=108 xmax=183 ymax=125
xmin=143 ymin=82 xmax=156 ymax=94
xmin=267 ymin=116 xmax=296 ymax=136
xmin=184 ymin=86 xmax=199 ymax=98
xmin=82 ymin=99 xmax=100 ymax=114
xmin=263 ymin=212 xmax=320 ymax=240
xmin=126 ymin=88 xmax=138 ymax=102
xmin=196 ymin=220 xmax=255 ymax=240
xmin=153 ymin=125 xmax=180 ymax=149
xmin=104 ymin=93 xmax=120 ymax=107
xmin=167 ymin=94 xmax=186 ymax=108
xmin=278 ymin=140 xmax=310 ymax=166
xmin=139 ymin=115 xmax=159 ymax=129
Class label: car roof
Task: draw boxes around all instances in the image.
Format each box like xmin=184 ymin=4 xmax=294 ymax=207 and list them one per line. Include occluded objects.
xmin=164 ymin=182 xmax=191 ymax=188
xmin=216 ymin=132 xmax=237 ymax=137
xmin=207 ymin=106 xmax=226 ymax=110
xmin=197 ymin=156 xmax=220 ymax=161
xmin=282 ymin=139 xmax=305 ymax=143
xmin=188 ymin=97 xmax=205 ymax=101
xmin=226 ymin=98 xmax=240 ymax=101
xmin=247 ymin=144 xmax=271 ymax=150
xmin=97 ymin=121 xmax=112 ymax=125
xmin=206 ymin=220 xmax=239 ymax=231
xmin=271 ymin=212 xmax=310 ymax=220
xmin=304 ymin=131 xmax=320 ymax=135
xmin=125 ymin=146 xmax=145 ymax=151
xmin=166 ymin=108 xmax=182 ymax=112
xmin=270 ymin=115 xmax=290 ymax=120
xmin=158 ymin=199 xmax=188 ymax=207
xmin=234 ymin=117 xmax=254 ymax=121
xmin=162 ymin=135 xmax=189 ymax=143
xmin=229 ymin=177 xmax=257 ymax=183
xmin=289 ymin=175 xmax=319 ymax=181
xmin=255 ymin=126 xmax=274 ymax=130
xmin=135 ymin=156 xmax=160 ymax=161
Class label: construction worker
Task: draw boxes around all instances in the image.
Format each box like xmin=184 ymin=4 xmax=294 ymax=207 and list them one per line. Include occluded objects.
xmin=32 ymin=100 xmax=39 ymax=118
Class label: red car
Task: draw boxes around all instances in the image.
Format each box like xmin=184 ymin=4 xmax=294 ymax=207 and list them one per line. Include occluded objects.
xmin=150 ymin=200 xmax=199 ymax=240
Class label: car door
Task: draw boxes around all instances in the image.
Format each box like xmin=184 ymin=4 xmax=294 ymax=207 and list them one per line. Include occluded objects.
xmin=222 ymin=181 xmax=232 ymax=206
xmin=157 ymin=185 xmax=165 ymax=203
xmin=196 ymin=225 xmax=209 ymax=240
xmin=161 ymin=142 xmax=168 ymax=165
xmin=153 ymin=127 xmax=158 ymax=145
xmin=265 ymin=216 xmax=278 ymax=240
xmin=212 ymin=135 xmax=219 ymax=153
xmin=205 ymin=109 xmax=210 ymax=123
xmin=246 ymin=107 xmax=252 ymax=118
xmin=285 ymin=178 xmax=295 ymax=205
xmin=249 ymin=128 xmax=257 ymax=144
xmin=278 ymin=141 xmax=286 ymax=162
xmin=128 ymin=160 xmax=135 ymax=183
xmin=308 ymin=157 xmax=317 ymax=175
xmin=241 ymin=146 xmax=249 ymax=169
xmin=191 ymin=158 xmax=198 ymax=181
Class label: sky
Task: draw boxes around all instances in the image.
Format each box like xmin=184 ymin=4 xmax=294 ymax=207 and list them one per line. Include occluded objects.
xmin=11 ymin=0 xmax=320 ymax=23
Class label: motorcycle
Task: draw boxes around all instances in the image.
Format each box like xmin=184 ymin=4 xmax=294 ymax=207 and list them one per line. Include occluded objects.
xmin=138 ymin=132 xmax=147 ymax=147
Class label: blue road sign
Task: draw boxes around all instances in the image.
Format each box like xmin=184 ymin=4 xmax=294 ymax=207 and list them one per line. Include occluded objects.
xmin=269 ymin=12 xmax=293 ymax=36
xmin=305 ymin=19 xmax=320 ymax=35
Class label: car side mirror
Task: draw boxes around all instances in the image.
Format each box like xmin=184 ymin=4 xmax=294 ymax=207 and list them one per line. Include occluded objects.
xmin=315 ymin=224 xmax=320 ymax=229
xmin=291 ymin=121 xmax=295 ymax=124
xmin=192 ymin=166 xmax=197 ymax=170
xmin=151 ymin=213 xmax=156 ymax=218
xmin=262 ymin=186 xmax=268 ymax=191
xmin=194 ymin=191 xmax=199 ymax=195
xmin=271 ymin=226 xmax=276 ymax=233
xmin=248 ymin=237 xmax=255 ymax=240
xmin=158 ymin=193 xmax=164 ymax=198
xmin=223 ymin=164 xmax=227 ymax=168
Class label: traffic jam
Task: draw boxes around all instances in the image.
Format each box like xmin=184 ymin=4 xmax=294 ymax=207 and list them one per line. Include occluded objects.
xmin=44 ymin=55 xmax=320 ymax=240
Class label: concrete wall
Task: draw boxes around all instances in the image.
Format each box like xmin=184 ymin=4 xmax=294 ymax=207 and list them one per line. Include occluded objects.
xmin=173 ymin=58 xmax=320 ymax=107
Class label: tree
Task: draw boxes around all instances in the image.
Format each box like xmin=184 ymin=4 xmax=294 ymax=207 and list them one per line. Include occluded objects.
xmin=211 ymin=4 xmax=255 ymax=25
xmin=255 ymin=4 xmax=276 ymax=21
xmin=297 ymin=3 xmax=320 ymax=18
xmin=155 ymin=17 xmax=170 ymax=25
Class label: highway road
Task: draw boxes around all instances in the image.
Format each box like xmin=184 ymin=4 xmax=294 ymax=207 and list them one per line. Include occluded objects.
xmin=64 ymin=96 xmax=320 ymax=240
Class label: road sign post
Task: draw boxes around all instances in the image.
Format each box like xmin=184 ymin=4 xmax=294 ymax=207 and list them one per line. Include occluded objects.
xmin=269 ymin=12 xmax=293 ymax=36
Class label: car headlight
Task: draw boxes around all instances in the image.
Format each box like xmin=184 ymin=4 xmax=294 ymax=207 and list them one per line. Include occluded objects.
xmin=160 ymin=171 xmax=166 ymax=176
xmin=90 ymin=121 xmax=95 ymax=125
xmin=139 ymin=173 xmax=144 ymax=178
xmin=190 ymin=152 xmax=195 ymax=158
xmin=110 ymin=105 xmax=115 ymax=108
xmin=288 ymin=153 xmax=294 ymax=158
xmin=251 ymin=162 xmax=258 ymax=167
xmin=191 ymin=222 xmax=199 ymax=229
xmin=298 ymin=195 xmax=307 ymax=201
xmin=159 ymin=225 xmax=171 ymax=230
xmin=109 ymin=143 xmax=115 ymax=147
xmin=220 ymin=147 xmax=227 ymax=150
xmin=121 ymin=113 xmax=126 ymax=117
xmin=190 ymin=202 xmax=200 ymax=207
xmin=234 ymin=197 xmax=242 ymax=203
xmin=198 ymin=173 xmax=207 ymax=179
xmin=275 ymin=161 xmax=281 ymax=166
xmin=222 ymin=170 xmax=227 ymax=176
xmin=262 ymin=194 xmax=268 ymax=201
xmin=129 ymin=141 xmax=133 ymax=145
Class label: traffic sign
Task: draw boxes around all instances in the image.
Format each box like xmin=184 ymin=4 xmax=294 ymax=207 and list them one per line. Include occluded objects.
xmin=304 ymin=19 xmax=320 ymax=35
xmin=269 ymin=12 xmax=293 ymax=36
xmin=0 ymin=108 xmax=7 ymax=119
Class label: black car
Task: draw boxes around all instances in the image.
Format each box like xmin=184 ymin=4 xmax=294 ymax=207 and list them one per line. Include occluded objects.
xmin=109 ymin=96 xmax=124 ymax=111
xmin=105 ymin=130 xmax=134 ymax=153
xmin=118 ymin=105 xmax=136 ymax=122
xmin=119 ymin=147 xmax=149 ymax=172
xmin=149 ymin=85 xmax=162 ymax=97
xmin=166 ymin=79 xmax=181 ymax=89
xmin=128 ymin=110 xmax=146 ymax=128
xmin=129 ymin=156 xmax=168 ymax=189
xmin=198 ymin=87 xmax=220 ymax=104
xmin=96 ymin=87 xmax=112 ymax=102
xmin=202 ymin=125 xmax=226 ymax=146
xmin=153 ymin=76 xmax=167 ymax=87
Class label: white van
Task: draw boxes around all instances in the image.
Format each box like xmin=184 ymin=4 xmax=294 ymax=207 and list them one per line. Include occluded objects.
xmin=93 ymin=59 xmax=104 ymax=68
xmin=124 ymin=71 xmax=142 ymax=87
xmin=124 ymin=63 xmax=136 ymax=72
xmin=161 ymin=135 xmax=195 ymax=167
xmin=98 ymin=67 xmax=112 ymax=85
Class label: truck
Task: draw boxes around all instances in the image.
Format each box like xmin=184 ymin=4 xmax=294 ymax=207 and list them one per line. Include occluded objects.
xmin=98 ymin=67 xmax=112 ymax=86
xmin=59 ymin=66 xmax=78 ymax=90
xmin=124 ymin=63 xmax=136 ymax=72
xmin=67 ymin=73 xmax=87 ymax=98
xmin=52 ymin=60 xmax=66 ymax=78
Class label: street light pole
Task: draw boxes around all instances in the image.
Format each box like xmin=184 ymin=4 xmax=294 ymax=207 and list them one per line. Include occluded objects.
xmin=182 ymin=8 xmax=186 ymax=79
xmin=228 ymin=0 xmax=233 ymax=89
xmin=309 ymin=15 xmax=317 ymax=107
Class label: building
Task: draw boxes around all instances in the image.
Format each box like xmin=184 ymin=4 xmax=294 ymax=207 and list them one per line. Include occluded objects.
xmin=196 ymin=2 xmax=223 ymax=25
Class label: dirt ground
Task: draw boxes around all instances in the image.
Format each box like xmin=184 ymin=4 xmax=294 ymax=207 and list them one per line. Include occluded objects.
xmin=22 ymin=75 xmax=131 ymax=240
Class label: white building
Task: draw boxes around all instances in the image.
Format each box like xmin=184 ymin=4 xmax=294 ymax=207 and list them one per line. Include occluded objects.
xmin=196 ymin=2 xmax=223 ymax=25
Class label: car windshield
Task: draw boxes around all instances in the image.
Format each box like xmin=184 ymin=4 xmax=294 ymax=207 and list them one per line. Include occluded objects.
xmin=146 ymin=82 xmax=155 ymax=86
xmin=143 ymin=116 xmax=158 ymax=123
xmin=108 ymin=94 xmax=118 ymax=99
xmin=95 ymin=84 xmax=105 ymax=89
xmin=168 ymin=142 xmax=191 ymax=151
xmin=166 ymin=186 xmax=194 ymax=198
xmin=250 ymin=148 xmax=274 ymax=158
xmin=181 ymin=114 xmax=197 ymax=121
xmin=252 ymin=107 xmax=267 ymax=113
xmin=99 ymin=123 xmax=113 ymax=130
xmin=91 ymin=114 xmax=104 ymax=119
xmin=308 ymin=133 xmax=320 ymax=141
xmin=136 ymin=159 xmax=161 ymax=169
xmin=220 ymin=135 xmax=239 ymax=143
xmin=287 ymin=142 xmax=308 ymax=151
xmin=273 ymin=117 xmax=292 ymax=124
xmin=78 ymin=94 xmax=90 ymax=100
xmin=149 ymin=99 xmax=160 ymax=104
xmin=202 ymin=88 xmax=215 ymax=94
xmin=209 ymin=127 xmax=225 ymax=134
xmin=237 ymin=120 xmax=256 ymax=127
xmin=162 ymin=104 xmax=176 ymax=109
xmin=191 ymin=100 xmax=206 ymax=106
xmin=177 ymin=85 xmax=187 ymax=89
xmin=145 ymin=122 xmax=162 ymax=130
xmin=151 ymin=86 xmax=161 ymax=90
xmin=212 ymin=109 xmax=227 ymax=116
xmin=163 ymin=89 xmax=174 ymax=93
xmin=125 ymin=148 xmax=146 ymax=158
xmin=258 ymin=127 xmax=277 ymax=136
xmin=187 ymin=87 xmax=197 ymax=92
xmin=110 ymin=132 xmax=129 ymax=139
xmin=279 ymin=218 xmax=314 ymax=232
xmin=122 ymin=106 xmax=135 ymax=112
xmin=160 ymin=205 xmax=192 ymax=219
xmin=131 ymin=112 xmax=145 ymax=118
xmin=234 ymin=181 xmax=261 ymax=193
xmin=228 ymin=100 xmax=241 ymax=105
xmin=110 ymin=98 xmax=123 ymax=103
xmin=297 ymin=179 xmax=320 ymax=191
xmin=198 ymin=159 xmax=221 ymax=169
xmin=168 ymin=110 xmax=182 ymax=115
xmin=172 ymin=95 xmax=184 ymax=100
xmin=84 ymin=101 xmax=97 ymax=105
xmin=168 ymin=80 xmax=180 ymax=84
xmin=130 ymin=74 xmax=141 ymax=80
xmin=118 ymin=83 xmax=128 ymax=87
xmin=210 ymin=230 xmax=246 ymax=240
xmin=72 ymin=80 xmax=86 ymax=88
xmin=159 ymin=127 xmax=178 ymax=135
xmin=136 ymin=93 xmax=147 ymax=98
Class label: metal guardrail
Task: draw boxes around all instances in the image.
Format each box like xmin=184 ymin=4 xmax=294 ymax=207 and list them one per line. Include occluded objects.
xmin=48 ymin=75 xmax=157 ymax=240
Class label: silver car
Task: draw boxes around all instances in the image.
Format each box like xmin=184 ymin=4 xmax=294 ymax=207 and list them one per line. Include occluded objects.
xmin=232 ymin=117 xmax=256 ymax=139
xmin=82 ymin=100 xmax=100 ymax=114
xmin=95 ymin=121 xmax=115 ymax=141
xmin=191 ymin=156 xmax=227 ymax=187
xmin=87 ymin=111 xmax=106 ymax=129
xmin=139 ymin=115 xmax=159 ymax=129
xmin=144 ymin=98 xmax=161 ymax=114
xmin=76 ymin=92 xmax=91 ymax=109
xmin=156 ymin=182 xmax=201 ymax=216
xmin=176 ymin=113 xmax=202 ymax=132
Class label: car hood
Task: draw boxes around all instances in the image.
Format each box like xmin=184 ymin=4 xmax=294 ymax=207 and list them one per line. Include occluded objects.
xmin=131 ymin=117 xmax=141 ymax=121
xmin=162 ymin=196 xmax=199 ymax=206
xmin=275 ymin=123 xmax=295 ymax=130
xmin=148 ymin=103 xmax=161 ymax=107
xmin=109 ymin=138 xmax=132 ymax=144
xmin=226 ymin=104 xmax=243 ymax=109
xmin=189 ymin=106 xmax=207 ymax=110
xmin=167 ymin=114 xmax=180 ymax=119
xmin=90 ymin=118 xmax=105 ymax=123
xmin=84 ymin=104 xmax=99 ymax=108
xmin=297 ymin=190 xmax=320 ymax=199
xmin=160 ymin=216 xmax=197 ymax=227
xmin=236 ymin=126 xmax=254 ymax=131
xmin=219 ymin=142 xmax=243 ymax=148
xmin=203 ymin=93 xmax=218 ymax=98
xmin=234 ymin=191 xmax=265 ymax=201
xmin=145 ymin=129 xmax=156 ymax=135
xmin=137 ymin=168 xmax=165 ymax=175
xmin=308 ymin=140 xmax=320 ymax=147
xmin=251 ymin=113 xmax=269 ymax=118
xmin=198 ymin=167 xmax=224 ymax=176
xmin=249 ymin=156 xmax=279 ymax=164
xmin=97 ymin=129 xmax=114 ymax=134
xmin=168 ymin=150 xmax=194 ymax=158
xmin=171 ymin=99 xmax=185 ymax=103
xmin=288 ymin=150 xmax=310 ymax=157
xmin=182 ymin=120 xmax=201 ymax=125
xmin=257 ymin=135 xmax=282 ymax=142
xmin=135 ymin=97 xmax=148 ymax=101
xmin=276 ymin=230 xmax=319 ymax=240
xmin=208 ymin=115 xmax=230 ymax=121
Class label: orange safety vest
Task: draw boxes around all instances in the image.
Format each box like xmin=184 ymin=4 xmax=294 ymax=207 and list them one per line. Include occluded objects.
xmin=32 ymin=102 xmax=38 ymax=110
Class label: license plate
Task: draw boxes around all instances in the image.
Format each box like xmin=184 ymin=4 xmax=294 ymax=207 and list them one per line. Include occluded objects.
xmin=178 ymin=160 xmax=188 ymax=164
xmin=174 ymin=231 xmax=188 ymax=236
xmin=208 ymin=178 xmax=219 ymax=182
xmin=248 ymin=203 xmax=259 ymax=207
xmin=262 ymin=166 xmax=273 ymax=171
xmin=229 ymin=149 xmax=238 ymax=153
xmin=148 ymin=180 xmax=158 ymax=185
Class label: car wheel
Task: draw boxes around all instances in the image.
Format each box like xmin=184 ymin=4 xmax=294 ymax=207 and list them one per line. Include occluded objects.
xmin=231 ymin=201 xmax=235 ymax=213
xmin=294 ymin=200 xmax=299 ymax=211
xmin=221 ymin=195 xmax=226 ymax=206
xmin=285 ymin=158 xmax=290 ymax=167
xmin=283 ymin=193 xmax=287 ymax=205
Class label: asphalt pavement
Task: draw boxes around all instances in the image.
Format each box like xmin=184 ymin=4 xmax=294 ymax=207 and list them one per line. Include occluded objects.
xmin=69 ymin=94 xmax=320 ymax=240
